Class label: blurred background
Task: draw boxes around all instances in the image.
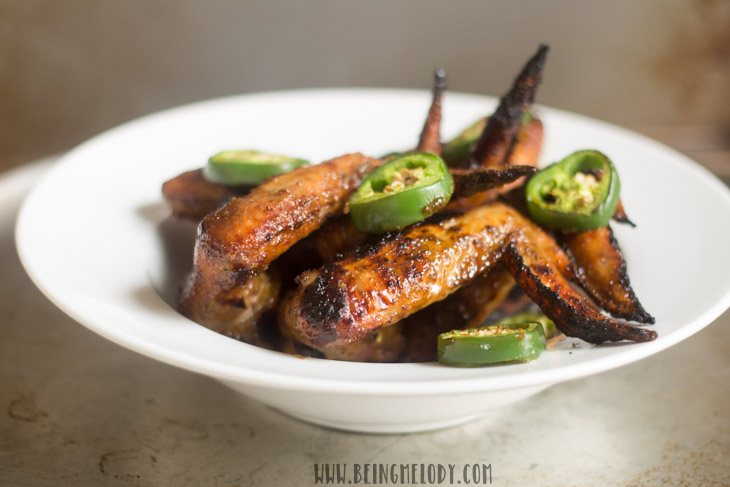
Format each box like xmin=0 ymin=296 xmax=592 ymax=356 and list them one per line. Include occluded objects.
xmin=1 ymin=0 xmax=728 ymax=179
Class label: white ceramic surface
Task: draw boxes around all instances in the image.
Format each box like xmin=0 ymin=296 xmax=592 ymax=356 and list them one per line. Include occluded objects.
xmin=15 ymin=89 xmax=730 ymax=433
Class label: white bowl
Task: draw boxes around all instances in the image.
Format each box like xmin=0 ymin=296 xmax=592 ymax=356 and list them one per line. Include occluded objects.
xmin=16 ymin=89 xmax=730 ymax=433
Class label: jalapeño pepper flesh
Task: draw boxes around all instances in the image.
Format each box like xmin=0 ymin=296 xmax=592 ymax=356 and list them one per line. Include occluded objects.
xmin=349 ymin=153 xmax=454 ymax=233
xmin=204 ymin=150 xmax=309 ymax=186
xmin=525 ymin=149 xmax=620 ymax=231
xmin=437 ymin=322 xmax=546 ymax=366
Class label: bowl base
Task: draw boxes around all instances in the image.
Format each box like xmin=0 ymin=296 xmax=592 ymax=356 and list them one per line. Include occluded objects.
xmin=277 ymin=409 xmax=482 ymax=434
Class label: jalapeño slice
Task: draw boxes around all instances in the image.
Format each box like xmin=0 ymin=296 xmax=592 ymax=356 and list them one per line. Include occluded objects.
xmin=437 ymin=323 xmax=546 ymax=366
xmin=349 ymin=153 xmax=454 ymax=233
xmin=204 ymin=150 xmax=309 ymax=186
xmin=525 ymin=149 xmax=621 ymax=232
xmin=495 ymin=312 xmax=558 ymax=339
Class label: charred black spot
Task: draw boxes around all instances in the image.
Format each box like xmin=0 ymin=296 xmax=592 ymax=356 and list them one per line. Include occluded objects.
xmin=234 ymin=267 xmax=255 ymax=283
xmin=451 ymin=166 xmax=537 ymax=199
xmin=300 ymin=265 xmax=349 ymax=343
xmin=347 ymin=232 xmax=401 ymax=260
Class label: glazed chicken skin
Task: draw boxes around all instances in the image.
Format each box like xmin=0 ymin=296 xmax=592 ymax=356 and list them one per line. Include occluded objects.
xmin=179 ymin=153 xmax=379 ymax=334
xmin=284 ymin=202 xmax=656 ymax=353
xmin=285 ymin=204 xmax=518 ymax=350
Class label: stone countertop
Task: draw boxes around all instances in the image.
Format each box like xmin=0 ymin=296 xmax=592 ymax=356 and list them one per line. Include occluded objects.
xmin=1 ymin=160 xmax=728 ymax=487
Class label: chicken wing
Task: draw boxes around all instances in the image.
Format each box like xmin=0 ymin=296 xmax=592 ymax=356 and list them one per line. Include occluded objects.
xmin=285 ymin=202 xmax=656 ymax=352
xmin=180 ymin=153 xmax=379 ymax=331
xmin=561 ymin=226 xmax=654 ymax=323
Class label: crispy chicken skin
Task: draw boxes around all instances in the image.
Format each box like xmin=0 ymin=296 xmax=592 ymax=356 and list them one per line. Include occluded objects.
xmin=180 ymin=153 xmax=379 ymax=331
xmin=285 ymin=202 xmax=656 ymax=352
xmin=496 ymin=186 xmax=654 ymax=329
xmin=502 ymin=234 xmax=656 ymax=344
xmin=285 ymin=204 xmax=517 ymax=350
xmin=561 ymin=226 xmax=654 ymax=323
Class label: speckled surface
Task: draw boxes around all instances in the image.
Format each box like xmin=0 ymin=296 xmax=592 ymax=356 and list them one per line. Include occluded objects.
xmin=1 ymin=161 xmax=728 ymax=486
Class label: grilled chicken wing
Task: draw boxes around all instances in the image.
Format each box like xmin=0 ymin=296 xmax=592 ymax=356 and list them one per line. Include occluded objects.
xmin=502 ymin=231 xmax=656 ymax=344
xmin=285 ymin=202 xmax=656 ymax=352
xmin=561 ymin=226 xmax=654 ymax=323
xmin=180 ymin=153 xmax=379 ymax=332
xmin=496 ymin=186 xmax=652 ymax=326
xmin=285 ymin=204 xmax=516 ymax=350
